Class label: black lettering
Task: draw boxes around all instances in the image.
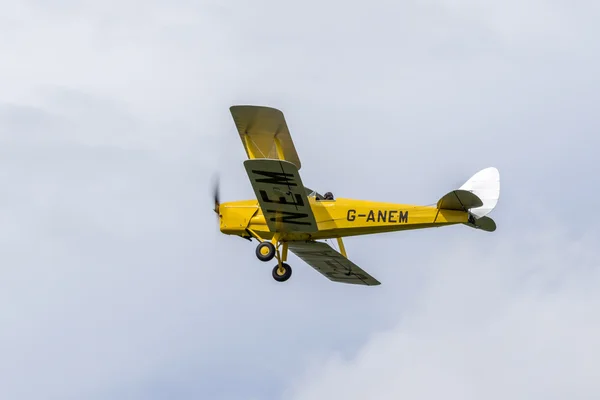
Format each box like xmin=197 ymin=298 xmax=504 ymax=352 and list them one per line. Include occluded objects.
xmin=295 ymin=250 xmax=332 ymax=257
xmin=252 ymin=170 xmax=297 ymax=186
xmin=399 ymin=211 xmax=408 ymax=223
xmin=366 ymin=210 xmax=375 ymax=222
xmin=260 ymin=190 xmax=304 ymax=207
xmin=292 ymin=194 xmax=304 ymax=206
xmin=389 ymin=210 xmax=397 ymax=223
xmin=358 ymin=214 xmax=366 ymax=217
xmin=377 ymin=210 xmax=387 ymax=222
xmin=267 ymin=210 xmax=311 ymax=225
xmin=324 ymin=261 xmax=351 ymax=274
xmin=347 ymin=209 xmax=356 ymax=221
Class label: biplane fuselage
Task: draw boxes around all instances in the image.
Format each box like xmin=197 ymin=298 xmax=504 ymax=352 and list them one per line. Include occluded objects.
xmin=215 ymin=105 xmax=500 ymax=286
xmin=219 ymin=198 xmax=468 ymax=242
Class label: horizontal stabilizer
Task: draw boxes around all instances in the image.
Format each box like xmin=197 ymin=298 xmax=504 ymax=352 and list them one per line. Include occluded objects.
xmin=437 ymin=189 xmax=483 ymax=211
xmin=464 ymin=215 xmax=497 ymax=232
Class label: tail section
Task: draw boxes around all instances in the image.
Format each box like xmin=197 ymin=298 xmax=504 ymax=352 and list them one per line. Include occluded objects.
xmin=459 ymin=167 xmax=500 ymax=218
xmin=465 ymin=215 xmax=496 ymax=232
xmin=436 ymin=167 xmax=500 ymax=232
xmin=436 ymin=189 xmax=483 ymax=211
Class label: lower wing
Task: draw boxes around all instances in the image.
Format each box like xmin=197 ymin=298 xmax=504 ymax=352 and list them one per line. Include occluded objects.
xmin=287 ymin=241 xmax=381 ymax=286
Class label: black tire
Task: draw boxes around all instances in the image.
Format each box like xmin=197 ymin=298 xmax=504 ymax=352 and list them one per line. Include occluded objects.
xmin=256 ymin=242 xmax=276 ymax=262
xmin=272 ymin=263 xmax=292 ymax=282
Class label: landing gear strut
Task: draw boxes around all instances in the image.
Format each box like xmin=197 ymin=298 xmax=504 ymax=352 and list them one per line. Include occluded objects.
xmin=271 ymin=240 xmax=291 ymax=283
xmin=249 ymin=231 xmax=293 ymax=283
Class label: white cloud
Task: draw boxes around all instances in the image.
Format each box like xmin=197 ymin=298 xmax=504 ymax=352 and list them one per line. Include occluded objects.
xmin=283 ymin=228 xmax=600 ymax=400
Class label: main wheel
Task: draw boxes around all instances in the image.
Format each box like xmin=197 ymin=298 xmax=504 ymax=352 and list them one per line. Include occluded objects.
xmin=256 ymin=242 xmax=276 ymax=262
xmin=272 ymin=263 xmax=292 ymax=282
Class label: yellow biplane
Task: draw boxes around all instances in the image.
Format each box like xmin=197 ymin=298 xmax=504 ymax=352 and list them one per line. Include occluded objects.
xmin=214 ymin=105 xmax=500 ymax=285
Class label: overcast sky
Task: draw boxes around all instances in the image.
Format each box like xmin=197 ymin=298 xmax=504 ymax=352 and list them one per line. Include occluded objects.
xmin=1 ymin=1 xmax=599 ymax=399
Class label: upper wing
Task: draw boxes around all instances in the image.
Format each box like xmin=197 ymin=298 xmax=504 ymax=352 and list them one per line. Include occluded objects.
xmin=230 ymin=105 xmax=302 ymax=170
xmin=244 ymin=158 xmax=318 ymax=233
xmin=287 ymin=241 xmax=381 ymax=286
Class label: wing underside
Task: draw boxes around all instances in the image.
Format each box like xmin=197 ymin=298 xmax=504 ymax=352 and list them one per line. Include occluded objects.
xmin=244 ymin=158 xmax=318 ymax=233
xmin=230 ymin=105 xmax=302 ymax=170
xmin=288 ymin=241 xmax=381 ymax=286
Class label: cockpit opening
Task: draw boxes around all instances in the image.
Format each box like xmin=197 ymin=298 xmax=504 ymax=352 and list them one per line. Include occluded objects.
xmin=306 ymin=188 xmax=335 ymax=201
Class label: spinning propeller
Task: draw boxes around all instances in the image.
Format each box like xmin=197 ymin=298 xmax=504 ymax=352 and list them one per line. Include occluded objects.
xmin=212 ymin=175 xmax=220 ymax=215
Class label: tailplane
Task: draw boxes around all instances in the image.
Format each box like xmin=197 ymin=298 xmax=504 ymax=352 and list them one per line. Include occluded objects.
xmin=465 ymin=215 xmax=497 ymax=232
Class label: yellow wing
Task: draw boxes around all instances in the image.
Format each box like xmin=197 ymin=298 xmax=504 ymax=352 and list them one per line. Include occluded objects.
xmin=230 ymin=105 xmax=302 ymax=170
xmin=288 ymin=241 xmax=381 ymax=286
xmin=244 ymin=159 xmax=318 ymax=233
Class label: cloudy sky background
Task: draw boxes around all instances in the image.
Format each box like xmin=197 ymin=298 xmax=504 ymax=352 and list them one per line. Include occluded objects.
xmin=1 ymin=0 xmax=599 ymax=399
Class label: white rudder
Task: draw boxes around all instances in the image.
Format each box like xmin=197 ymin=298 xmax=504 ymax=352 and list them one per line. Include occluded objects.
xmin=459 ymin=167 xmax=500 ymax=218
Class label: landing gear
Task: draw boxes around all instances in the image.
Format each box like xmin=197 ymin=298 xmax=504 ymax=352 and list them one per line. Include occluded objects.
xmin=256 ymin=241 xmax=276 ymax=262
xmin=272 ymin=263 xmax=292 ymax=282
xmin=271 ymin=241 xmax=291 ymax=283
xmin=248 ymin=231 xmax=293 ymax=283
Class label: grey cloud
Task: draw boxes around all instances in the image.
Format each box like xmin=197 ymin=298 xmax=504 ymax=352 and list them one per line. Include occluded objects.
xmin=1 ymin=0 xmax=599 ymax=399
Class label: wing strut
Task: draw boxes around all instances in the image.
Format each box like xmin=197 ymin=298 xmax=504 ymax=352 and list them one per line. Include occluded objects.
xmin=336 ymin=237 xmax=347 ymax=258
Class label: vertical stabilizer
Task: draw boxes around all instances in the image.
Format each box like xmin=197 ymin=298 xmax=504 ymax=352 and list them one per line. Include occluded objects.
xmin=459 ymin=167 xmax=500 ymax=218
